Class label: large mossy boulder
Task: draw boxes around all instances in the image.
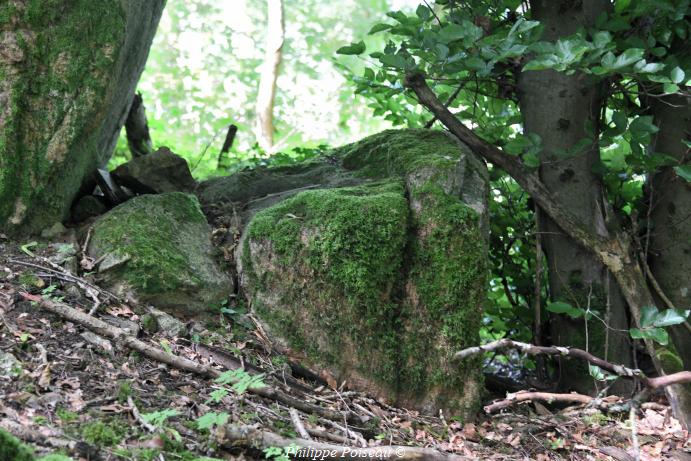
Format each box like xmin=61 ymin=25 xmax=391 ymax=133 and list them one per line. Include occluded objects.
xmin=88 ymin=193 xmax=231 ymax=317
xmin=0 ymin=0 xmax=165 ymax=235
xmin=238 ymin=129 xmax=488 ymax=417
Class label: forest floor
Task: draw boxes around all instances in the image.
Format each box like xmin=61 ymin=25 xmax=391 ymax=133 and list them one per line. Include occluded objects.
xmin=0 ymin=236 xmax=689 ymax=461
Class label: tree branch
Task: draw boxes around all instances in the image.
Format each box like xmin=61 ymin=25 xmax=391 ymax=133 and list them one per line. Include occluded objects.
xmin=454 ymin=339 xmax=691 ymax=390
xmin=404 ymin=72 xmax=620 ymax=268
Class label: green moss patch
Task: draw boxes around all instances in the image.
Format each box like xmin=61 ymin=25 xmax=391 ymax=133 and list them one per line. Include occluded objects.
xmin=0 ymin=0 xmax=126 ymax=234
xmin=241 ymin=129 xmax=488 ymax=417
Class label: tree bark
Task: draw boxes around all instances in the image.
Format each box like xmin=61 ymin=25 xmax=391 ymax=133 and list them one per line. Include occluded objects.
xmin=125 ymin=92 xmax=154 ymax=158
xmin=516 ymin=0 xmax=632 ymax=394
xmin=255 ymin=0 xmax=285 ymax=153
xmin=0 ymin=0 xmax=165 ymax=235
xmin=647 ymin=91 xmax=691 ymax=422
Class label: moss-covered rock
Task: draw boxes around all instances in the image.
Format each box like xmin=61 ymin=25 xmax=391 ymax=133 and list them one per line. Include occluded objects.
xmin=88 ymin=193 xmax=231 ymax=317
xmin=239 ymin=129 xmax=488 ymax=418
xmin=0 ymin=0 xmax=165 ymax=235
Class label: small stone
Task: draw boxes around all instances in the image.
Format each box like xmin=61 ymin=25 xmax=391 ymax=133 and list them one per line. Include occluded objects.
xmin=145 ymin=307 xmax=186 ymax=338
xmin=40 ymin=222 xmax=67 ymax=239
xmin=0 ymin=351 xmax=21 ymax=377
xmin=98 ymin=251 xmax=131 ymax=273
xmin=111 ymin=147 xmax=197 ymax=194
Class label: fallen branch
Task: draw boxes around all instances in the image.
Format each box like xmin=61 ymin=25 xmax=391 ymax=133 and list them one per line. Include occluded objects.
xmin=484 ymin=391 xmax=593 ymax=414
xmin=484 ymin=390 xmax=669 ymax=414
xmin=221 ymin=424 xmax=471 ymax=461
xmin=128 ymin=396 xmax=156 ymax=433
xmin=454 ymin=339 xmax=691 ymax=390
xmin=19 ymin=293 xmax=363 ymax=425
xmin=289 ymin=408 xmax=312 ymax=440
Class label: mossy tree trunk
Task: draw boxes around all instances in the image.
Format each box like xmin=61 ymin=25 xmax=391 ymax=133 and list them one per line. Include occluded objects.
xmin=517 ymin=0 xmax=632 ymax=394
xmin=0 ymin=0 xmax=165 ymax=235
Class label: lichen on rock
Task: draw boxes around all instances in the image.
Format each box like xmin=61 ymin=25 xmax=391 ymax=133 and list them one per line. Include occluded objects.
xmin=239 ymin=129 xmax=488 ymax=418
xmin=88 ymin=192 xmax=231 ymax=316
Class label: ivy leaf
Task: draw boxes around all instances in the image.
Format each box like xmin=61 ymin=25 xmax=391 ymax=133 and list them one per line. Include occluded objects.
xmin=670 ymin=66 xmax=685 ymax=83
xmin=674 ymin=165 xmax=691 ymax=182
xmin=337 ymin=41 xmax=366 ymax=55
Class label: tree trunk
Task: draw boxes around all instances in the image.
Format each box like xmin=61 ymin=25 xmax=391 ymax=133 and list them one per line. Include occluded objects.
xmin=404 ymin=71 xmax=691 ymax=428
xmin=517 ymin=0 xmax=631 ymax=394
xmin=125 ymin=92 xmax=154 ymax=158
xmin=255 ymin=0 xmax=285 ymax=153
xmin=647 ymin=91 xmax=691 ymax=421
xmin=0 ymin=0 xmax=165 ymax=235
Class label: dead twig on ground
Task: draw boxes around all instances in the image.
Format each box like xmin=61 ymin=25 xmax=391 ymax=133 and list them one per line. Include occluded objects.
xmin=20 ymin=292 xmax=363 ymax=425
xmin=221 ymin=424 xmax=472 ymax=461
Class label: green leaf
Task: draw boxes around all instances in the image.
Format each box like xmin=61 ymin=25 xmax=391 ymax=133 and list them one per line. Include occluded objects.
xmin=653 ymin=309 xmax=690 ymax=327
xmin=337 ymin=41 xmax=366 ymax=55
xmin=629 ymin=116 xmax=658 ymax=139
xmin=379 ymin=54 xmax=407 ymax=69
xmin=415 ymin=4 xmax=431 ymax=20
xmin=592 ymin=31 xmax=612 ymax=49
xmin=547 ymin=301 xmax=584 ymax=319
xmin=523 ymin=152 xmax=540 ymax=168
xmin=612 ymin=111 xmax=628 ymax=131
xmin=20 ymin=241 xmax=38 ymax=257
xmin=640 ymin=305 xmax=659 ymax=328
xmin=670 ymin=66 xmax=685 ymax=84
xmin=634 ymin=61 xmax=665 ymax=73
xmin=195 ymin=412 xmax=229 ymax=430
xmin=614 ymin=49 xmax=644 ymax=69
xmin=674 ymin=165 xmax=691 ymax=182
xmin=438 ymin=23 xmax=471 ymax=43
xmin=368 ymin=23 xmax=392 ymax=34
xmin=663 ymin=82 xmax=679 ymax=94
xmin=649 ymin=328 xmax=669 ymax=345
xmin=629 ymin=327 xmax=668 ymax=345
xmin=615 ymin=0 xmax=631 ymax=13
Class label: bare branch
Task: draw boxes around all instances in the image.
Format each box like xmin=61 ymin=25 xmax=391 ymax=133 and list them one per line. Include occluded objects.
xmin=454 ymin=339 xmax=691 ymax=390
